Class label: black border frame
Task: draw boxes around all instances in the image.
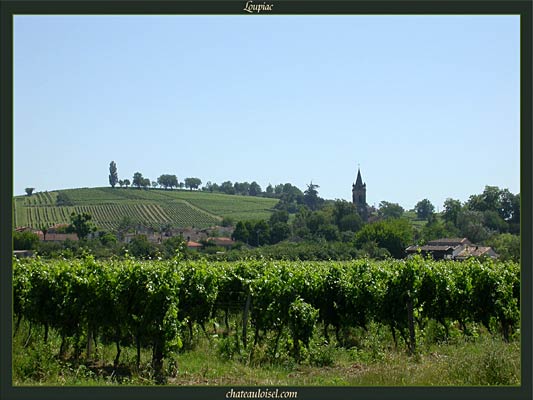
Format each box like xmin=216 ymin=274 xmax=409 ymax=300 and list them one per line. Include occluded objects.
xmin=1 ymin=1 xmax=531 ymax=400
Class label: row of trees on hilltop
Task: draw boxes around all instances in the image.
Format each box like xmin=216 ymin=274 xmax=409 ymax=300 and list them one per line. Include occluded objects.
xmin=108 ymin=160 xmax=325 ymax=204
xmin=108 ymin=161 xmax=202 ymax=191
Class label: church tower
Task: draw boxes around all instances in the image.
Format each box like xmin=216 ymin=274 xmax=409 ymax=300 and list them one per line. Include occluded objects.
xmin=352 ymin=167 xmax=368 ymax=220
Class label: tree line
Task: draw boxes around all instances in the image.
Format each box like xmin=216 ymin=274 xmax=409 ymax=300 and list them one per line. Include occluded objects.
xmin=108 ymin=161 xmax=202 ymax=191
xmin=228 ymin=184 xmax=520 ymax=262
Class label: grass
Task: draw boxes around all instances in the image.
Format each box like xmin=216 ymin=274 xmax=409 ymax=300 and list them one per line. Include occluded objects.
xmin=13 ymin=319 xmax=520 ymax=387
xmin=14 ymin=187 xmax=279 ymax=230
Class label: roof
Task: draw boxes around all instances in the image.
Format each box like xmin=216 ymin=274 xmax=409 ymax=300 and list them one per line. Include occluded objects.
xmin=207 ymin=237 xmax=235 ymax=246
xmin=186 ymin=241 xmax=203 ymax=248
xmin=42 ymin=233 xmax=79 ymax=241
xmin=355 ymin=168 xmax=364 ymax=186
xmin=456 ymin=246 xmax=498 ymax=259
xmin=427 ymin=238 xmax=471 ymax=247
xmin=406 ymin=245 xmax=454 ymax=252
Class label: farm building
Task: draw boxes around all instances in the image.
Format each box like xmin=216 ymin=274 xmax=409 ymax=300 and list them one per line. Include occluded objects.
xmin=185 ymin=241 xmax=203 ymax=251
xmin=405 ymin=237 xmax=498 ymax=260
xmin=206 ymin=237 xmax=235 ymax=249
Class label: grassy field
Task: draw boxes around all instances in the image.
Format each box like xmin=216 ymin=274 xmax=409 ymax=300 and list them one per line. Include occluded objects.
xmin=13 ymin=318 xmax=520 ymax=386
xmin=13 ymin=187 xmax=279 ymax=230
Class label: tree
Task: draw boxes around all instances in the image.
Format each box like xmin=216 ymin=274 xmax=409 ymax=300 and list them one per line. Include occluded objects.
xmin=185 ymin=177 xmax=202 ymax=191
xmin=270 ymin=222 xmax=291 ymax=244
xmin=128 ymin=235 xmax=157 ymax=258
xmin=109 ymin=161 xmax=118 ymax=188
xmin=316 ymin=224 xmax=340 ymax=241
xmin=306 ymin=211 xmax=329 ymax=235
xmin=40 ymin=224 xmax=49 ymax=241
xmin=117 ymin=215 xmax=135 ymax=240
xmin=132 ymin=172 xmax=144 ymax=189
xmin=13 ymin=230 xmax=39 ymax=250
xmin=414 ymin=199 xmax=435 ymax=220
xmin=203 ymin=181 xmax=219 ymax=193
xmin=25 ymin=188 xmax=35 ymax=196
xmin=466 ymin=186 xmax=501 ymax=213
xmin=141 ymin=178 xmax=151 ymax=189
xmin=355 ymin=218 xmax=414 ymax=259
xmin=161 ymin=236 xmax=186 ymax=259
xmin=485 ymin=233 xmax=520 ymax=262
xmin=234 ymin=182 xmax=250 ymax=195
xmin=265 ymin=184 xmax=274 ymax=196
xmin=269 ymin=210 xmax=289 ymax=225
xmin=69 ymin=212 xmax=96 ymax=240
xmin=274 ymin=184 xmax=305 ymax=213
xmin=420 ymin=219 xmax=458 ymax=243
xmin=304 ymin=182 xmax=321 ymax=211
xmin=220 ymin=181 xmax=235 ymax=195
xmin=332 ymin=200 xmax=357 ymax=226
xmin=157 ymin=174 xmax=178 ymax=190
xmin=232 ymin=221 xmax=249 ymax=243
xmin=483 ymin=210 xmax=508 ymax=233
xmin=338 ymin=213 xmax=362 ymax=233
xmin=118 ymin=180 xmax=124 ymax=188
xmin=250 ymin=220 xmax=270 ymax=246
xmin=456 ymin=210 xmax=491 ymax=243
xmin=378 ymin=201 xmax=404 ymax=219
xmin=152 ymin=181 xmax=158 ymax=189
xmin=123 ymin=179 xmax=131 ymax=188
xmin=442 ymin=198 xmax=462 ymax=226
xmin=249 ymin=181 xmax=262 ymax=196
xmin=221 ymin=217 xmax=234 ymax=227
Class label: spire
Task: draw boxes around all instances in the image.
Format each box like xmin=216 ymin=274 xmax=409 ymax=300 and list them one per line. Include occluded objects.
xmin=355 ymin=167 xmax=363 ymax=186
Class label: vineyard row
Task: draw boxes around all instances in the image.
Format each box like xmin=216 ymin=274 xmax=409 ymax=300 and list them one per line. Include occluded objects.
xmin=12 ymin=256 xmax=520 ymax=379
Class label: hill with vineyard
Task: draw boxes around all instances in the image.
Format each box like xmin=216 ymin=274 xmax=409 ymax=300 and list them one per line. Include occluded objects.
xmin=13 ymin=187 xmax=279 ymax=231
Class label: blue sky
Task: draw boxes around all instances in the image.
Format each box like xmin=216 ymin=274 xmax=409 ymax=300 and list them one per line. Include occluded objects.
xmin=14 ymin=15 xmax=520 ymax=210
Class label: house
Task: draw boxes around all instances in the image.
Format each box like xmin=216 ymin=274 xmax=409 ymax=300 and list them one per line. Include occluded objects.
xmin=455 ymin=245 xmax=499 ymax=260
xmin=42 ymin=233 xmax=79 ymax=242
xmin=206 ymin=237 xmax=235 ymax=249
xmin=186 ymin=241 xmax=203 ymax=251
xmin=406 ymin=237 xmax=498 ymax=260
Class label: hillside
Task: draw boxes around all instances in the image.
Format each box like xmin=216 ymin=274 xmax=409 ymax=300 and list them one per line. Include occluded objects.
xmin=13 ymin=187 xmax=279 ymax=231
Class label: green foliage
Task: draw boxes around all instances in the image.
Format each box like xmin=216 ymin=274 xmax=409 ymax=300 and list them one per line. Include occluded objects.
xmin=69 ymin=212 xmax=97 ymax=240
xmin=485 ymin=233 xmax=520 ymax=262
xmin=303 ymin=182 xmax=322 ymax=211
xmin=249 ymin=181 xmax=262 ymax=196
xmin=25 ymin=187 xmax=35 ymax=196
xmin=157 ymin=174 xmax=179 ymax=190
xmin=13 ymin=257 xmax=520 ymax=383
xmin=355 ymin=218 xmax=414 ymax=258
xmin=15 ymin=187 xmax=276 ymax=231
xmin=420 ymin=219 xmax=457 ymax=243
xmin=109 ymin=161 xmax=118 ymax=188
xmin=56 ymin=191 xmax=73 ymax=206
xmin=442 ymin=198 xmax=462 ymax=226
xmin=184 ymin=177 xmax=202 ymax=191
xmin=456 ymin=210 xmax=492 ymax=243
xmin=270 ymin=222 xmax=291 ymax=244
xmin=414 ymin=199 xmax=435 ymax=220
xmin=378 ymin=201 xmax=404 ymax=219
xmin=99 ymin=231 xmax=117 ymax=246
xmin=128 ymin=235 xmax=158 ymax=259
xmin=132 ymin=172 xmax=144 ymax=189
xmin=288 ymin=298 xmax=319 ymax=358
xmin=221 ymin=217 xmax=234 ymax=227
xmin=13 ymin=230 xmax=40 ymax=250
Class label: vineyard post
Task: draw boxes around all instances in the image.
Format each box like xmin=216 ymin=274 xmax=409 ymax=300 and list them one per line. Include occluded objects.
xmin=407 ymin=291 xmax=416 ymax=355
xmin=242 ymin=286 xmax=251 ymax=349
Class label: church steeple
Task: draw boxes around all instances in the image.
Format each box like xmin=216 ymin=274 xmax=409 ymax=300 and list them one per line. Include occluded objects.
xmin=355 ymin=168 xmax=363 ymax=187
xmin=352 ymin=166 xmax=368 ymax=221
